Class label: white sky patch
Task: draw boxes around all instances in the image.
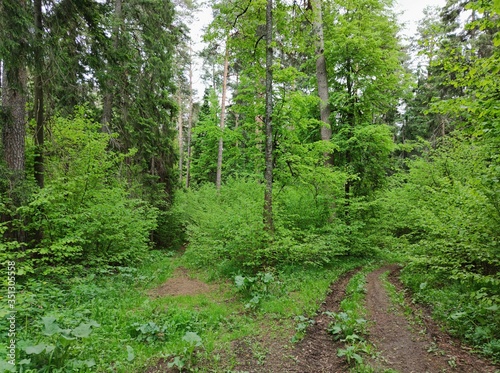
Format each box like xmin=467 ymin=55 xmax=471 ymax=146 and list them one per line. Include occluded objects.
xmin=395 ymin=0 xmax=446 ymax=39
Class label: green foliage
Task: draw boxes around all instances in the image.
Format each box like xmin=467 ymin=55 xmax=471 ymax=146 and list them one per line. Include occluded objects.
xmin=400 ymin=267 xmax=500 ymax=362
xmin=292 ymin=315 xmax=314 ymax=342
xmin=327 ymin=268 xmax=376 ymax=369
xmin=174 ymin=177 xmax=371 ymax=272
xmin=234 ymin=272 xmax=281 ymax=310
xmin=377 ymin=134 xmax=500 ymax=361
xmin=173 ymin=178 xmax=268 ymax=270
xmin=333 ymin=124 xmax=396 ymax=197
xmin=166 ymin=331 xmax=204 ymax=370
xmin=16 ymin=316 xmax=99 ymax=372
xmin=1 ymin=110 xmax=158 ymax=275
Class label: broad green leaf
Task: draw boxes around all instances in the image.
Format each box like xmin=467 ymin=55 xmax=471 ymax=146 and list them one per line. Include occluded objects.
xmin=42 ymin=316 xmax=61 ymax=336
xmin=262 ymin=272 xmax=274 ymax=283
xmin=0 ymin=360 xmax=16 ymax=372
xmin=25 ymin=343 xmax=49 ymax=355
xmin=126 ymin=345 xmax=135 ymax=362
xmin=182 ymin=331 xmax=202 ymax=346
xmin=72 ymin=323 xmax=94 ymax=338
xmin=234 ymin=275 xmax=245 ymax=288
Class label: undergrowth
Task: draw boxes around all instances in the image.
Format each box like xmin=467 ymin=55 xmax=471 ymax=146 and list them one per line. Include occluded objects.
xmin=399 ymin=266 xmax=500 ymax=363
xmin=1 ymin=250 xmax=370 ymax=372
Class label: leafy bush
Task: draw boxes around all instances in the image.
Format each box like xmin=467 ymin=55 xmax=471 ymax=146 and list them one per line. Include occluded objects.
xmin=174 ymin=178 xmax=268 ymax=270
xmin=1 ymin=109 xmax=158 ymax=275
xmin=174 ymin=177 xmax=368 ymax=272
xmin=377 ymin=135 xmax=500 ymax=361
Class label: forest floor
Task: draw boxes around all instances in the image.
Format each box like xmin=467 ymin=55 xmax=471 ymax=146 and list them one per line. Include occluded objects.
xmin=145 ymin=264 xmax=499 ymax=373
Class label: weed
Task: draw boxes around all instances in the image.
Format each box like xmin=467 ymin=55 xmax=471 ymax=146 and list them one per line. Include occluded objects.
xmin=17 ymin=316 xmax=99 ymax=371
xmin=291 ymin=315 xmax=314 ymax=342
xmin=234 ymin=272 xmax=280 ymax=310
xmin=326 ymin=265 xmax=380 ymax=371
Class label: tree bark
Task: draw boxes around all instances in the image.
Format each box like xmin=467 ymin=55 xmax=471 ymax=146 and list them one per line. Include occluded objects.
xmin=185 ymin=44 xmax=194 ymax=189
xmin=2 ymin=65 xmax=27 ymax=183
xmin=177 ymin=93 xmax=184 ymax=185
xmin=312 ymin=0 xmax=332 ymax=160
xmin=33 ymin=0 xmax=44 ymax=188
xmin=263 ymin=0 xmax=274 ymax=233
xmin=216 ymin=41 xmax=229 ymax=191
xmin=101 ymin=0 xmax=122 ymax=133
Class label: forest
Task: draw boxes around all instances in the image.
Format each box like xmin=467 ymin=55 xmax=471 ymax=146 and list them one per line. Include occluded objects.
xmin=0 ymin=0 xmax=499 ymax=371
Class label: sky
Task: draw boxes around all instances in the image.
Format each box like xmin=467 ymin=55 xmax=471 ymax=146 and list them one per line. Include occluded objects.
xmin=394 ymin=0 xmax=446 ymax=38
xmin=188 ymin=0 xmax=447 ymax=99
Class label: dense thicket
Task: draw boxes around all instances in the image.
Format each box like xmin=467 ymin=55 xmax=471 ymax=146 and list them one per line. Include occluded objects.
xmin=0 ymin=0 xmax=182 ymax=274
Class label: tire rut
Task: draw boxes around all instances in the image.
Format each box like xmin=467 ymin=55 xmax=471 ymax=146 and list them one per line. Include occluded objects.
xmin=365 ymin=264 xmax=499 ymax=373
xmin=283 ymin=268 xmax=358 ymax=373
xmin=232 ymin=268 xmax=359 ymax=373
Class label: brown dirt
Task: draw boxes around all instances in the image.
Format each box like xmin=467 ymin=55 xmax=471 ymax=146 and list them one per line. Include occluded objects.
xmin=144 ymin=265 xmax=500 ymax=373
xmin=147 ymin=267 xmax=215 ymax=298
xmin=365 ymin=264 xmax=499 ymax=373
xmin=229 ymin=269 xmax=357 ymax=373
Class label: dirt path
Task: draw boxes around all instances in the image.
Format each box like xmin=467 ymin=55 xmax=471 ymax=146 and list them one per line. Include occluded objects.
xmin=365 ymin=265 xmax=498 ymax=373
xmin=145 ymin=265 xmax=499 ymax=372
xmin=278 ymin=269 xmax=355 ymax=373
xmin=231 ymin=269 xmax=357 ymax=373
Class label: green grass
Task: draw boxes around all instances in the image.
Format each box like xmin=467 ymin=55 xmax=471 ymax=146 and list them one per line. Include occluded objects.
xmin=2 ymin=251 xmax=373 ymax=372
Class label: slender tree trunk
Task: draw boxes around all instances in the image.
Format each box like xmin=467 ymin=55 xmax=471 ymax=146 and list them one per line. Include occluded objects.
xmin=2 ymin=66 xmax=27 ymax=183
xmin=263 ymin=0 xmax=274 ymax=233
xmin=344 ymin=57 xmax=355 ymax=219
xmin=311 ymin=0 xmax=332 ymax=164
xmin=177 ymin=93 xmax=184 ymax=185
xmin=102 ymin=0 xmax=122 ymax=133
xmin=216 ymin=41 xmax=229 ymax=191
xmin=33 ymin=0 xmax=44 ymax=188
xmin=185 ymin=45 xmax=194 ymax=189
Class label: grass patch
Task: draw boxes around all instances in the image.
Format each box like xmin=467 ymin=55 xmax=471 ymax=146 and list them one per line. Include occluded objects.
xmin=2 ymin=251 xmax=374 ymax=372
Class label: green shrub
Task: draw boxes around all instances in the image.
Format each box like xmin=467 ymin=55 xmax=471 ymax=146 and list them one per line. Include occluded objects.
xmin=377 ymin=135 xmax=500 ymax=361
xmin=174 ymin=178 xmax=268 ymax=270
xmin=174 ymin=177 xmax=368 ymax=272
xmin=1 ymin=109 xmax=158 ymax=275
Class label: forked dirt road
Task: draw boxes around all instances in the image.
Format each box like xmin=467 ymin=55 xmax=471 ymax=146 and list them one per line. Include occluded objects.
xmin=146 ymin=265 xmax=499 ymax=372
xmin=232 ymin=265 xmax=498 ymax=373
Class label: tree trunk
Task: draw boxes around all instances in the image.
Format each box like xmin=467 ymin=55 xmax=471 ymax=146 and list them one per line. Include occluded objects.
xmin=177 ymin=93 xmax=184 ymax=185
xmin=101 ymin=0 xmax=122 ymax=133
xmin=263 ymin=0 xmax=274 ymax=233
xmin=311 ymin=0 xmax=332 ymax=164
xmin=33 ymin=0 xmax=44 ymax=188
xmin=344 ymin=56 xmax=355 ymax=219
xmin=2 ymin=66 xmax=27 ymax=182
xmin=216 ymin=41 xmax=229 ymax=191
xmin=185 ymin=44 xmax=194 ymax=189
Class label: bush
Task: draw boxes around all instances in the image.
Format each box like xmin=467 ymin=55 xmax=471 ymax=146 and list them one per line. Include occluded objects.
xmin=174 ymin=177 xmax=366 ymax=271
xmin=174 ymin=178 xmax=267 ymax=271
xmin=376 ymin=135 xmax=500 ymax=361
xmin=1 ymin=109 xmax=157 ymax=275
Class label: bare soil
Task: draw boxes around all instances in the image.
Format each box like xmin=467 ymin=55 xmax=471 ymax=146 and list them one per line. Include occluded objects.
xmin=147 ymin=267 xmax=215 ymax=297
xmin=144 ymin=265 xmax=500 ymax=373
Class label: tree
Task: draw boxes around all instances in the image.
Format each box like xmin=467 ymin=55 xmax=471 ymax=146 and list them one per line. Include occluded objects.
xmin=0 ymin=0 xmax=29 ymax=186
xmin=216 ymin=40 xmax=230 ymax=190
xmin=323 ymin=0 xmax=407 ymax=200
xmin=33 ymin=0 xmax=44 ymax=188
xmin=263 ymin=0 xmax=274 ymax=232
xmin=311 ymin=0 xmax=332 ymax=163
